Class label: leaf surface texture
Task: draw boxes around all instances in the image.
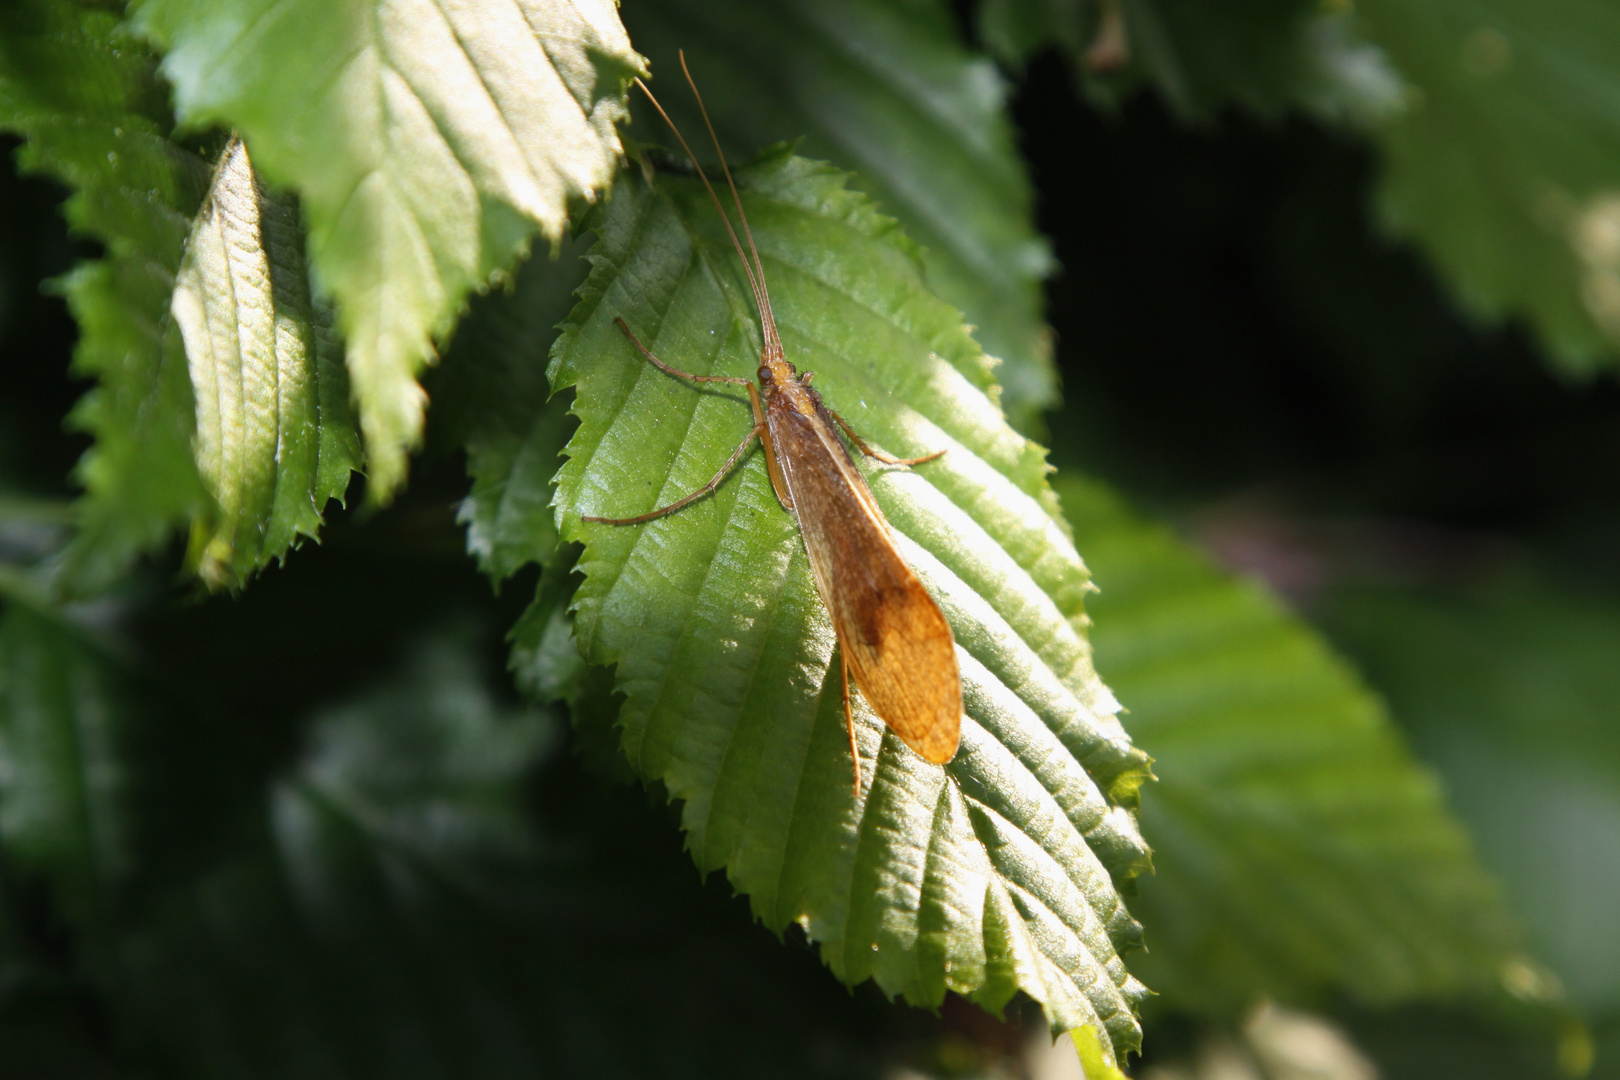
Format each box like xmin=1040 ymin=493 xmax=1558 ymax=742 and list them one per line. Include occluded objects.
xmin=174 ymin=138 xmax=360 ymax=588
xmin=626 ymin=0 xmax=1058 ymax=429
xmin=550 ymin=153 xmax=1151 ymax=1056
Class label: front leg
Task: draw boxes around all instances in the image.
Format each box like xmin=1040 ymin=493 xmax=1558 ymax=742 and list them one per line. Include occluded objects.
xmin=583 ymin=423 xmax=762 ymax=525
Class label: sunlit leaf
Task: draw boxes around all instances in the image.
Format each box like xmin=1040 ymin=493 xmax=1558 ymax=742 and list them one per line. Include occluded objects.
xmin=172 ymin=137 xmax=360 ymax=589
xmin=133 ymin=0 xmax=649 ymax=498
xmin=550 ymin=151 xmax=1151 ymax=1059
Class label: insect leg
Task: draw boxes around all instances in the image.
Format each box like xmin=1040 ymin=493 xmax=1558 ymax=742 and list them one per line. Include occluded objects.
xmin=615 ymin=317 xmax=752 ymax=387
xmin=841 ymin=646 xmax=861 ymax=796
xmin=583 ymin=424 xmax=762 ymax=525
xmin=748 ymin=383 xmax=794 ymax=512
xmin=826 ymin=406 xmax=946 ymax=467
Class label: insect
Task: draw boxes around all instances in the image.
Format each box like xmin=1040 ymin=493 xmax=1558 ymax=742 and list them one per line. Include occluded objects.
xmin=583 ymin=56 xmax=963 ymax=792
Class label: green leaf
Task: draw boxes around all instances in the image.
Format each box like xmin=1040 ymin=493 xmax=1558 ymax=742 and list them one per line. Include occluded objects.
xmin=1058 ymin=476 xmax=1536 ymax=1015
xmin=1354 ymin=0 xmax=1620 ymax=374
xmin=550 ymin=152 xmax=1151 ymax=1059
xmin=132 ymin=0 xmax=649 ymax=500
xmin=0 ymin=602 xmax=139 ymax=949
xmin=1072 ymin=1024 xmax=1129 ymax=1080
xmin=439 ymin=245 xmax=589 ymax=585
xmin=0 ymin=0 xmax=212 ymax=591
xmin=626 ymin=0 xmax=1059 ymax=429
xmin=173 ymin=137 xmax=360 ymax=590
xmin=978 ymin=0 xmax=1402 ymax=124
xmin=1324 ymin=568 xmax=1620 ymax=1014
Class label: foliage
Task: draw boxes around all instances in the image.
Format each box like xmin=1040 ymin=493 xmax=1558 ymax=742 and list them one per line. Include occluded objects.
xmin=2 ymin=0 xmax=1615 ymax=1075
xmin=550 ymin=152 xmax=1149 ymax=1054
xmin=1325 ymin=568 xmax=1620 ymax=1018
xmin=1355 ymin=0 xmax=1620 ymax=375
xmin=132 ymin=0 xmax=648 ymax=499
xmin=981 ymin=0 xmax=1620 ymax=376
xmin=0 ymin=0 xmax=210 ymax=591
xmin=1060 ymin=477 xmax=1532 ymax=1014
xmin=171 ymin=137 xmax=360 ymax=588
xmin=622 ymin=0 xmax=1059 ymax=431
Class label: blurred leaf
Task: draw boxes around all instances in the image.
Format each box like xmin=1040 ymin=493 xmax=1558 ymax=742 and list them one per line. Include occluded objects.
xmin=1058 ymin=476 xmax=1533 ymax=1015
xmin=1073 ymin=1023 xmax=1129 ymax=1080
xmin=275 ymin=634 xmax=554 ymax=891
xmin=0 ymin=603 xmax=139 ymax=950
xmin=0 ymin=989 xmax=125 ymax=1080
xmin=627 ymin=0 xmax=1059 ymax=429
xmin=132 ymin=0 xmax=648 ymax=499
xmin=123 ymin=631 xmax=898 ymax=1080
xmin=1325 ymin=568 xmax=1620 ymax=1016
xmin=551 ymin=151 xmax=1151 ymax=1059
xmin=0 ymin=0 xmax=212 ymax=591
xmin=173 ymin=138 xmax=360 ymax=590
xmin=1355 ymin=0 xmax=1620 ymax=375
xmin=978 ymin=0 xmax=1402 ymax=124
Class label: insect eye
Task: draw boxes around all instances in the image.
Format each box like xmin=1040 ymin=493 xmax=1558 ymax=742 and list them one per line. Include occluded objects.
xmin=758 ymin=365 xmax=772 ymax=382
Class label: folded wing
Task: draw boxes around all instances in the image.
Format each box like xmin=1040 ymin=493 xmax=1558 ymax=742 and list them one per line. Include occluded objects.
xmin=771 ymin=405 xmax=961 ymax=764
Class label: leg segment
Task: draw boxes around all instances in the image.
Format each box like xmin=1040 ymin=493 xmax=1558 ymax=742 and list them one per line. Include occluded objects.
xmin=827 ymin=406 xmax=946 ymax=467
xmin=842 ymin=647 xmax=861 ymax=796
xmin=616 ymin=316 xmax=751 ymax=387
xmin=583 ymin=424 xmax=762 ymax=524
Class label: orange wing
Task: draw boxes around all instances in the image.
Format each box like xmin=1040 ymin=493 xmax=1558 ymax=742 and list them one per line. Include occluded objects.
xmin=768 ymin=404 xmax=961 ymax=763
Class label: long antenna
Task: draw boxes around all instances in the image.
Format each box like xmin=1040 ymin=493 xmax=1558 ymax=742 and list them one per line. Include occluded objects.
xmin=632 ymin=76 xmax=777 ymax=350
xmin=677 ymin=52 xmax=779 ymax=351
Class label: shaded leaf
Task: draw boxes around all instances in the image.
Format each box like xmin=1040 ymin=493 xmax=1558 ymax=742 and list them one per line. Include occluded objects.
xmin=1355 ymin=0 xmax=1620 ymax=374
xmin=627 ymin=0 xmax=1059 ymax=429
xmin=550 ymin=152 xmax=1151 ymax=1059
xmin=132 ymin=0 xmax=648 ymax=499
xmin=173 ymin=137 xmax=360 ymax=590
xmin=440 ymin=244 xmax=590 ymax=585
xmin=123 ymin=632 xmax=900 ymax=1080
xmin=0 ymin=0 xmax=211 ymax=591
xmin=979 ymin=0 xmax=1402 ymax=124
xmin=0 ymin=602 xmax=139 ymax=949
xmin=1059 ymin=476 xmax=1536 ymax=1015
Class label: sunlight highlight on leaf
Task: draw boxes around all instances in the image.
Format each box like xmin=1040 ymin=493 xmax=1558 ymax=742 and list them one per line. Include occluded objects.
xmin=172 ymin=138 xmax=360 ymax=589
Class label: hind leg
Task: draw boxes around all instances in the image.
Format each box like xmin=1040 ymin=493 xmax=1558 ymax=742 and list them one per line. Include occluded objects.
xmin=841 ymin=649 xmax=861 ymax=797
